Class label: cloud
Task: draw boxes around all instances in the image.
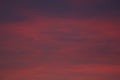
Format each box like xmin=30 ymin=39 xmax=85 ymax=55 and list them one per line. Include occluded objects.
xmin=0 ymin=1 xmax=120 ymax=79
xmin=0 ymin=9 xmax=28 ymax=23
xmin=24 ymin=0 xmax=120 ymax=18
xmin=0 ymin=0 xmax=28 ymax=23
xmin=0 ymin=0 xmax=119 ymax=22
xmin=1 ymin=64 xmax=120 ymax=80
xmin=0 ymin=15 xmax=119 ymax=68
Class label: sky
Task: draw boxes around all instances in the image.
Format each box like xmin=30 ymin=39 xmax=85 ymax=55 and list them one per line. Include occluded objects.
xmin=0 ymin=0 xmax=120 ymax=80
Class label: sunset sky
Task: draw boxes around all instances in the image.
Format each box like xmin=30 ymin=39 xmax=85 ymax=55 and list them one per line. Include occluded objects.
xmin=0 ymin=0 xmax=120 ymax=80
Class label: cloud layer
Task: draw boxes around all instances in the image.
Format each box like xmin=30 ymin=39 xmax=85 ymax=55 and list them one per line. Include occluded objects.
xmin=0 ymin=0 xmax=120 ymax=80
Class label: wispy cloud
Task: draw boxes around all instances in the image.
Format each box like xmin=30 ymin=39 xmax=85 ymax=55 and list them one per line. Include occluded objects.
xmin=0 ymin=0 xmax=120 ymax=80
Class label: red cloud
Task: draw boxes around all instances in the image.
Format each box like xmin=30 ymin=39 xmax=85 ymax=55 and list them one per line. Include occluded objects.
xmin=2 ymin=64 xmax=120 ymax=80
xmin=0 ymin=11 xmax=120 ymax=80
